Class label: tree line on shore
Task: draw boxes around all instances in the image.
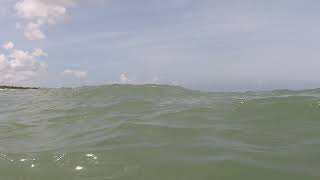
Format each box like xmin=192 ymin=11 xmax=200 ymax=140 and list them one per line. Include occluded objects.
xmin=0 ymin=86 xmax=39 ymax=89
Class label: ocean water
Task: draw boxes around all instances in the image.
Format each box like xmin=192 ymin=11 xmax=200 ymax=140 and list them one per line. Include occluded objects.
xmin=0 ymin=85 xmax=319 ymax=180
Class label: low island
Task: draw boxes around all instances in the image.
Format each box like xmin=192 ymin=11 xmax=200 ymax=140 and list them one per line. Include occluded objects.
xmin=0 ymin=86 xmax=39 ymax=90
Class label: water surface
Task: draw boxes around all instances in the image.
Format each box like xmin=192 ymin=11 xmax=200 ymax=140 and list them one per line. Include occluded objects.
xmin=0 ymin=85 xmax=319 ymax=179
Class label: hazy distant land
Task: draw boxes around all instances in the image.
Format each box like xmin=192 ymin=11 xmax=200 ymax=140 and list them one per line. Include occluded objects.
xmin=0 ymin=86 xmax=39 ymax=90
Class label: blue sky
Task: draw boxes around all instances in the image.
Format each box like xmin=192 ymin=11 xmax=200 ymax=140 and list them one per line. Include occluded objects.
xmin=1 ymin=0 xmax=320 ymax=91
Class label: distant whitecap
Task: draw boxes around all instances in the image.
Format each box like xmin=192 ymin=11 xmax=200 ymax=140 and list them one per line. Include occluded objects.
xmin=86 ymin=153 xmax=98 ymax=159
xmin=75 ymin=166 xmax=83 ymax=170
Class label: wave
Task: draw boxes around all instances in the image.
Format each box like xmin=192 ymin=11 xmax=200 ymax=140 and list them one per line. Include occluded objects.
xmin=0 ymin=84 xmax=320 ymax=179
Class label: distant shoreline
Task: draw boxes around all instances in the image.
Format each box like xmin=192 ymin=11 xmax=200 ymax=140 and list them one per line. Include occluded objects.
xmin=0 ymin=86 xmax=39 ymax=90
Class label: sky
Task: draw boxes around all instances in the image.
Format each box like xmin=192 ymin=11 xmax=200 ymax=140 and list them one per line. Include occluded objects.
xmin=1 ymin=0 xmax=320 ymax=91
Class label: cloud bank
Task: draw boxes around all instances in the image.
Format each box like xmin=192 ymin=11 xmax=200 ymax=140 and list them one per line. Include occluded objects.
xmin=8 ymin=0 xmax=79 ymax=86
xmin=0 ymin=42 xmax=47 ymax=84
xmin=15 ymin=0 xmax=76 ymax=40
xmin=3 ymin=41 xmax=14 ymax=50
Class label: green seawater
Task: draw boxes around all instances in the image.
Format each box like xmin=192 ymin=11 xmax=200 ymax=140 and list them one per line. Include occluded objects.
xmin=0 ymin=85 xmax=319 ymax=180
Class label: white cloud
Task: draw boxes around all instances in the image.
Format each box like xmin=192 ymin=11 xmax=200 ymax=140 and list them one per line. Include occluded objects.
xmin=0 ymin=43 xmax=47 ymax=84
xmin=15 ymin=0 xmax=77 ymax=40
xmin=142 ymin=77 xmax=161 ymax=84
xmin=3 ymin=41 xmax=14 ymax=50
xmin=120 ymin=73 xmax=129 ymax=84
xmin=151 ymin=77 xmax=159 ymax=83
xmin=21 ymin=22 xmax=46 ymax=40
xmin=63 ymin=69 xmax=88 ymax=79
xmin=32 ymin=48 xmax=47 ymax=57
